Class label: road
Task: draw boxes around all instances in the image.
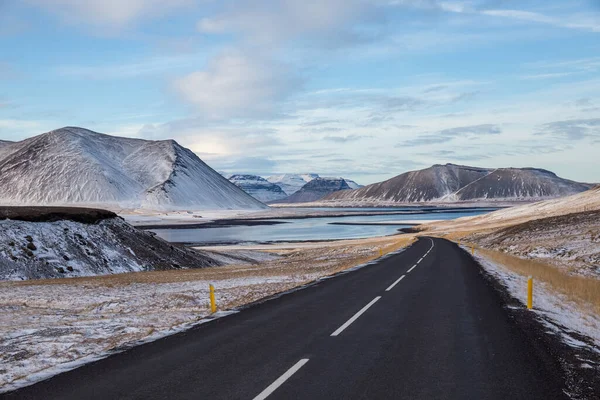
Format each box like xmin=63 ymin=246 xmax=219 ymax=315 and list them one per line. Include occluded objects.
xmin=3 ymin=238 xmax=567 ymax=400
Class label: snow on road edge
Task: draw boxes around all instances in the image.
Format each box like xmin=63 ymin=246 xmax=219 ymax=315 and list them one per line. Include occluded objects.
xmin=471 ymin=249 xmax=600 ymax=353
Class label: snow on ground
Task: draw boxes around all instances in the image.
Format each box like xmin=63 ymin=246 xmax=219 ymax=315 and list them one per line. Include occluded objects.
xmin=0 ymin=217 xmax=218 ymax=281
xmin=0 ymin=235 xmax=412 ymax=393
xmin=473 ymin=251 xmax=600 ymax=352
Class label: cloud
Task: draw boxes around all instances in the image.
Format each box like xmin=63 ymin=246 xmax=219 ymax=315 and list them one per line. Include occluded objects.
xmin=323 ymin=134 xmax=371 ymax=143
xmin=397 ymin=124 xmax=502 ymax=147
xmin=197 ymin=0 xmax=382 ymax=47
xmin=519 ymin=72 xmax=576 ymax=80
xmin=213 ymin=156 xmax=278 ymax=175
xmin=538 ymin=118 xmax=600 ymax=140
xmin=23 ymin=0 xmax=193 ymax=27
xmin=55 ymin=54 xmax=202 ymax=80
xmin=481 ymin=9 xmax=600 ymax=32
xmin=173 ymin=52 xmax=302 ymax=119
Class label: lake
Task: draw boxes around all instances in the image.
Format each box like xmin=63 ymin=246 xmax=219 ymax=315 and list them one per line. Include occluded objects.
xmin=150 ymin=207 xmax=497 ymax=245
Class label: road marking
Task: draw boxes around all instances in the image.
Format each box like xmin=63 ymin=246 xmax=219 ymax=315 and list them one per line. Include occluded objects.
xmin=386 ymin=275 xmax=405 ymax=291
xmin=253 ymin=359 xmax=309 ymax=400
xmin=407 ymin=264 xmax=417 ymax=273
xmin=331 ymin=297 xmax=381 ymax=337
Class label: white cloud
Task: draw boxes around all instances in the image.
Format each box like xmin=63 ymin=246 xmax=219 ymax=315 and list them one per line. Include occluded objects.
xmin=24 ymin=0 xmax=193 ymax=27
xmin=173 ymin=52 xmax=302 ymax=119
xmin=197 ymin=0 xmax=378 ymax=45
xmin=481 ymin=9 xmax=600 ymax=32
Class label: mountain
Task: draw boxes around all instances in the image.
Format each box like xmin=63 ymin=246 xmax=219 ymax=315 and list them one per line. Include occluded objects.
xmin=274 ymin=178 xmax=352 ymax=203
xmin=323 ymin=164 xmax=591 ymax=204
xmin=0 ymin=127 xmax=267 ymax=211
xmin=344 ymin=179 xmax=363 ymax=190
xmin=228 ymin=174 xmax=288 ymax=202
xmin=266 ymin=173 xmax=319 ymax=195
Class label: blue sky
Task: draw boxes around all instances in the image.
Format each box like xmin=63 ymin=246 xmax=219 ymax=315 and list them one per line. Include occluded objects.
xmin=1 ymin=0 xmax=599 ymax=184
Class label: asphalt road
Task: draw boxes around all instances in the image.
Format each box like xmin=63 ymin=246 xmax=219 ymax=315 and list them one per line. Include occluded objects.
xmin=3 ymin=238 xmax=567 ymax=400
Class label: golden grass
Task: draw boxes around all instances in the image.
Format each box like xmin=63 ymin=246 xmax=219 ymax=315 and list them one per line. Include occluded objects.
xmin=475 ymin=247 xmax=600 ymax=314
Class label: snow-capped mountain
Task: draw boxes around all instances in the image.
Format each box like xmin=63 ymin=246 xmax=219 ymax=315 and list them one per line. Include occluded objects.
xmin=0 ymin=127 xmax=267 ymax=211
xmin=344 ymin=179 xmax=362 ymax=190
xmin=274 ymin=178 xmax=352 ymax=203
xmin=266 ymin=173 xmax=361 ymax=195
xmin=323 ymin=164 xmax=591 ymax=204
xmin=266 ymin=173 xmax=319 ymax=195
xmin=228 ymin=174 xmax=288 ymax=202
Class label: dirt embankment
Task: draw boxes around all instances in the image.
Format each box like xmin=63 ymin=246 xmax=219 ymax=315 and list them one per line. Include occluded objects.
xmin=0 ymin=206 xmax=117 ymax=224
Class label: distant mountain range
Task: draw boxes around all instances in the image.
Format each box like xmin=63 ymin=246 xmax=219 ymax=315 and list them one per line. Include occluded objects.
xmin=227 ymin=173 xmax=362 ymax=202
xmin=228 ymin=174 xmax=288 ymax=202
xmin=273 ymin=177 xmax=353 ymax=203
xmin=266 ymin=173 xmax=320 ymax=195
xmin=323 ymin=164 xmax=592 ymax=204
xmin=0 ymin=127 xmax=266 ymax=211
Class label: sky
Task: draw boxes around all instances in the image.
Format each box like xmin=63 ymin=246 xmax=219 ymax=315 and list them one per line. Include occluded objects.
xmin=0 ymin=0 xmax=599 ymax=185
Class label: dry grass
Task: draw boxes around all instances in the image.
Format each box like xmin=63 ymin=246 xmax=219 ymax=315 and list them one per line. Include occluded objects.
xmin=473 ymin=247 xmax=600 ymax=314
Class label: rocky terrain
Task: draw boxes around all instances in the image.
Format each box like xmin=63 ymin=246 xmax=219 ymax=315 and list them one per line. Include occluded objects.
xmin=228 ymin=174 xmax=287 ymax=202
xmin=0 ymin=127 xmax=266 ymax=211
xmin=0 ymin=207 xmax=220 ymax=280
xmin=323 ymin=164 xmax=591 ymax=205
xmin=273 ymin=177 xmax=352 ymax=203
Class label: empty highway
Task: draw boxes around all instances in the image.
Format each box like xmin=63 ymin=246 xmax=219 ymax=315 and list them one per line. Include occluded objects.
xmin=3 ymin=238 xmax=567 ymax=400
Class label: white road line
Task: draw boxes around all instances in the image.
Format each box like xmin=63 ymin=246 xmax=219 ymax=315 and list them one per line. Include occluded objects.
xmin=406 ymin=239 xmax=434 ymax=274
xmin=386 ymin=275 xmax=406 ymax=291
xmin=331 ymin=297 xmax=381 ymax=337
xmin=253 ymin=359 xmax=309 ymax=400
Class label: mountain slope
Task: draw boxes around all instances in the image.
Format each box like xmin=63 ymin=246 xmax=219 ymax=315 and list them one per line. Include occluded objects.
xmin=274 ymin=178 xmax=352 ymax=203
xmin=0 ymin=127 xmax=267 ymax=211
xmin=324 ymin=164 xmax=590 ymax=204
xmin=344 ymin=179 xmax=363 ymax=189
xmin=0 ymin=207 xmax=221 ymax=280
xmin=228 ymin=174 xmax=287 ymax=202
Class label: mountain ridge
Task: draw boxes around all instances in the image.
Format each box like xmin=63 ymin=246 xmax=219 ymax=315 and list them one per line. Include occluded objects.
xmin=323 ymin=163 xmax=591 ymax=204
xmin=0 ymin=127 xmax=267 ymax=211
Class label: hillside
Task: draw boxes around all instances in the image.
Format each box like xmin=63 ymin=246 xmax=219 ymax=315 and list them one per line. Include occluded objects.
xmin=0 ymin=127 xmax=267 ymax=211
xmin=0 ymin=207 xmax=220 ymax=280
xmin=274 ymin=178 xmax=352 ymax=203
xmin=228 ymin=174 xmax=287 ymax=202
xmin=323 ymin=164 xmax=590 ymax=204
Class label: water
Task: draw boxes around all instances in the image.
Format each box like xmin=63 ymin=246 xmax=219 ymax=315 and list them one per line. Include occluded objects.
xmin=150 ymin=207 xmax=496 ymax=245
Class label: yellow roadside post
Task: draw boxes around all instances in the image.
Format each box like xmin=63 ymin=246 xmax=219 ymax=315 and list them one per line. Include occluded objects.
xmin=379 ymin=248 xmax=383 ymax=257
xmin=471 ymin=246 xmax=475 ymax=255
xmin=527 ymin=277 xmax=533 ymax=310
xmin=209 ymin=284 xmax=217 ymax=313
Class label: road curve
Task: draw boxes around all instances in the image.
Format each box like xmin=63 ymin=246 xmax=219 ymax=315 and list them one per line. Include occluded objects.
xmin=3 ymin=238 xmax=568 ymax=400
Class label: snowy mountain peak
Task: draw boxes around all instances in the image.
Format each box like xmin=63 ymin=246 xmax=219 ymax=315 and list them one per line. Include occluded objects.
xmin=228 ymin=174 xmax=287 ymax=203
xmin=0 ymin=127 xmax=267 ymax=211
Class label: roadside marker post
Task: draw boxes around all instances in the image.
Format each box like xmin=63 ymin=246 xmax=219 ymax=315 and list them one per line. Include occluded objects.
xmin=379 ymin=248 xmax=383 ymax=257
xmin=471 ymin=246 xmax=475 ymax=255
xmin=527 ymin=277 xmax=533 ymax=310
xmin=209 ymin=284 xmax=217 ymax=313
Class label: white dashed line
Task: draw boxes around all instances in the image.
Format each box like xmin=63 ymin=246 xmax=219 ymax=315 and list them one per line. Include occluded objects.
xmin=331 ymin=297 xmax=381 ymax=337
xmin=407 ymin=264 xmax=417 ymax=273
xmin=253 ymin=359 xmax=309 ymax=400
xmin=386 ymin=275 xmax=406 ymax=291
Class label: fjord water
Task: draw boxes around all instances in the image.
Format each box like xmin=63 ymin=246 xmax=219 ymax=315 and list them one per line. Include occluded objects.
xmin=150 ymin=208 xmax=496 ymax=245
